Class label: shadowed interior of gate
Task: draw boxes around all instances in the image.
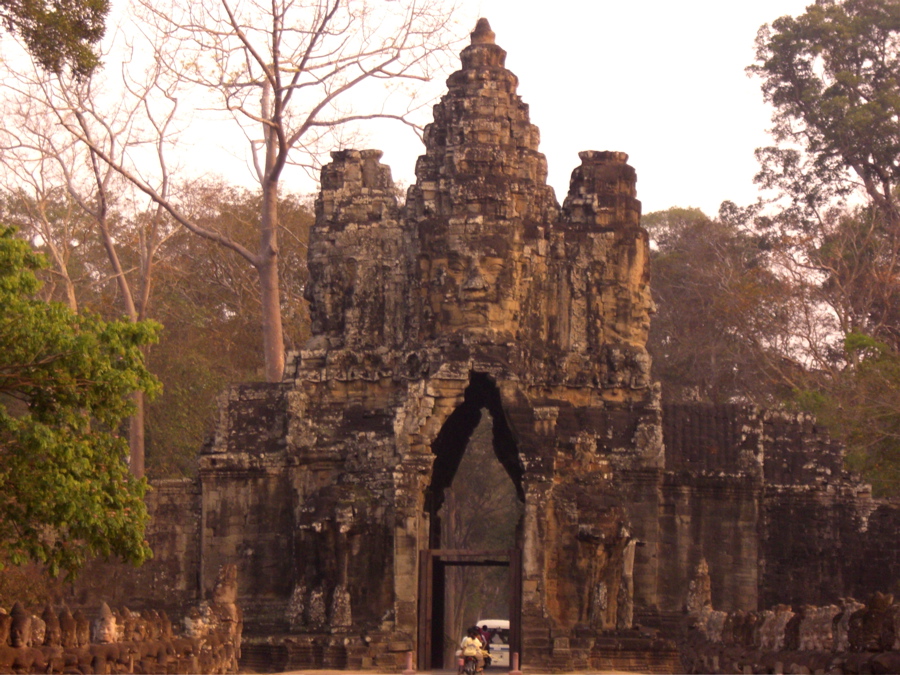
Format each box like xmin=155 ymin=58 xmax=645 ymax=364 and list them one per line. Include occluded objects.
xmin=426 ymin=372 xmax=525 ymax=547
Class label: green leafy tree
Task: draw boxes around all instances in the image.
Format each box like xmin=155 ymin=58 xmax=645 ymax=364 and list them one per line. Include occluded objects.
xmin=750 ymin=0 xmax=900 ymax=221
xmin=750 ymin=1 xmax=900 ymax=494
xmin=0 ymin=226 xmax=158 ymax=575
xmin=1 ymin=0 xmax=108 ymax=76
xmin=749 ymin=0 xmax=900 ymax=350
xmin=797 ymin=332 xmax=900 ymax=495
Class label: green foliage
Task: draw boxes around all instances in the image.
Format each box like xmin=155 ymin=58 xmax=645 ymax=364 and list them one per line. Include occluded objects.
xmin=795 ymin=331 xmax=900 ymax=496
xmin=0 ymin=0 xmax=108 ymax=76
xmin=0 ymin=226 xmax=158 ymax=575
xmin=750 ymin=0 xmax=900 ymax=215
xmin=1 ymin=181 xmax=313 ymax=481
xmin=750 ymin=0 xmax=900 ymax=487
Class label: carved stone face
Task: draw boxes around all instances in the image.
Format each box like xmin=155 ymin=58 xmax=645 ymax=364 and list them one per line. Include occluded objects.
xmin=9 ymin=605 xmax=31 ymax=648
xmin=425 ymin=250 xmax=517 ymax=333
xmin=95 ymin=608 xmax=117 ymax=644
xmin=73 ymin=610 xmax=89 ymax=647
xmin=42 ymin=606 xmax=61 ymax=647
xmin=121 ymin=613 xmax=136 ymax=641
xmin=59 ymin=608 xmax=76 ymax=649
xmin=453 ymin=253 xmax=507 ymax=303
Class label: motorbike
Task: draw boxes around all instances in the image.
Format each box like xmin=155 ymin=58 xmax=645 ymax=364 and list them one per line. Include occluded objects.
xmin=463 ymin=654 xmax=478 ymax=675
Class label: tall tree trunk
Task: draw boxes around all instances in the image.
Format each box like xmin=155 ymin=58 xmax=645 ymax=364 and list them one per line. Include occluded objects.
xmin=259 ymin=178 xmax=285 ymax=382
xmin=129 ymin=390 xmax=145 ymax=478
xmin=63 ymin=280 xmax=78 ymax=313
xmin=97 ymin=205 xmax=148 ymax=478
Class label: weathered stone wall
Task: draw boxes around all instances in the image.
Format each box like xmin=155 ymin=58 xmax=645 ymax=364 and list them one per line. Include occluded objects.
xmin=761 ymin=488 xmax=900 ymax=609
xmin=199 ymin=456 xmax=294 ymax=634
xmin=639 ymin=405 xmax=896 ymax=622
xmin=657 ymin=474 xmax=760 ymax=614
xmin=663 ymin=403 xmax=763 ymax=476
xmin=761 ymin=410 xmax=846 ymax=486
xmin=65 ymin=478 xmax=201 ymax=618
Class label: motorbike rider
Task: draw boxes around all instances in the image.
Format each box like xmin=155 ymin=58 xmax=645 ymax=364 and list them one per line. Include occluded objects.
xmin=478 ymin=625 xmax=492 ymax=667
xmin=460 ymin=626 xmax=485 ymax=673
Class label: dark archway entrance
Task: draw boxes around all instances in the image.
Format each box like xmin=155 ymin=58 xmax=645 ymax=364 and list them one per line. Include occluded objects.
xmin=417 ymin=549 xmax=522 ymax=671
xmin=418 ymin=373 xmax=525 ymax=671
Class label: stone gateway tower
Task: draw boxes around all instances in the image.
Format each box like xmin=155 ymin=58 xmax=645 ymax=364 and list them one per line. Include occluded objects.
xmin=67 ymin=17 xmax=900 ymax=675
xmin=200 ymin=18 xmax=665 ymax=671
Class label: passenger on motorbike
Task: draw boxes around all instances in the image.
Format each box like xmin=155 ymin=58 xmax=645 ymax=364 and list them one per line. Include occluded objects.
xmin=460 ymin=626 xmax=485 ymax=674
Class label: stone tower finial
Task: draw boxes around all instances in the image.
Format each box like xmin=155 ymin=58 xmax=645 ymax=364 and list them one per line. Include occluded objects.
xmin=562 ymin=150 xmax=641 ymax=230
xmin=471 ymin=18 xmax=495 ymax=45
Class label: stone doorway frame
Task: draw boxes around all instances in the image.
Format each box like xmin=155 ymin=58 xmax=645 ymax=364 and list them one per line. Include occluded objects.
xmin=416 ymin=548 xmax=523 ymax=672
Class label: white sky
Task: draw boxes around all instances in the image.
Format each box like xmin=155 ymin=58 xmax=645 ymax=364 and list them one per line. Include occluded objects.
xmin=361 ymin=0 xmax=814 ymax=217
xmin=0 ymin=0 xmax=816 ymax=219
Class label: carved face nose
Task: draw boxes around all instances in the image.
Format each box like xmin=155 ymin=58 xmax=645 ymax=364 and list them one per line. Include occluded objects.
xmin=462 ymin=266 xmax=487 ymax=292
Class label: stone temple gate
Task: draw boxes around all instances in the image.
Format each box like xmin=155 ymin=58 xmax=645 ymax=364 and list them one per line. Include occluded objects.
xmin=68 ymin=17 xmax=900 ymax=675
xmin=202 ymin=17 xmax=663 ymax=669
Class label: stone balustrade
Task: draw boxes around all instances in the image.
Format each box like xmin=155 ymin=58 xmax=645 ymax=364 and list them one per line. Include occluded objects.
xmin=0 ymin=565 xmax=241 ymax=674
xmin=683 ymin=560 xmax=900 ymax=673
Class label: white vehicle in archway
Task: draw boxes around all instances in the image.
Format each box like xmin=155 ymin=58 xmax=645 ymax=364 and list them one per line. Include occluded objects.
xmin=476 ymin=619 xmax=510 ymax=668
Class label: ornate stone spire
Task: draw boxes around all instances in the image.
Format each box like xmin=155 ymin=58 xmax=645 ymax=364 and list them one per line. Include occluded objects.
xmin=408 ymin=18 xmax=558 ymax=341
xmin=470 ymin=17 xmax=495 ymax=44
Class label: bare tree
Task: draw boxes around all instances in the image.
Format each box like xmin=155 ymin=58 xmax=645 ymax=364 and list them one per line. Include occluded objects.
xmin=0 ymin=50 xmax=183 ymax=477
xmin=0 ymin=138 xmax=87 ymax=312
xmin=48 ymin=0 xmax=463 ymax=382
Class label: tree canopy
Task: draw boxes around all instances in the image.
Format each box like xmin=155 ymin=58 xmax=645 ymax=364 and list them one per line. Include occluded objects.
xmin=0 ymin=226 xmax=158 ymax=575
xmin=645 ymin=205 xmax=794 ymax=404
xmin=750 ymin=0 xmax=900 ymax=220
xmin=748 ymin=0 xmax=900 ymax=495
xmin=0 ymin=0 xmax=108 ymax=76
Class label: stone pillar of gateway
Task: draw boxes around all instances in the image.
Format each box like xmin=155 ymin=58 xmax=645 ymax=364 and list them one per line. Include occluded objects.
xmin=199 ymin=18 xmax=670 ymax=672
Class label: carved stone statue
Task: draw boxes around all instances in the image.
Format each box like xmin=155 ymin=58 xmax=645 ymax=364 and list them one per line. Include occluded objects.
xmin=93 ymin=602 xmax=117 ymax=644
xmin=9 ymin=602 xmax=32 ymax=647
xmin=72 ymin=609 xmax=90 ymax=647
xmin=58 ymin=606 xmax=77 ymax=650
xmin=41 ymin=606 xmax=60 ymax=647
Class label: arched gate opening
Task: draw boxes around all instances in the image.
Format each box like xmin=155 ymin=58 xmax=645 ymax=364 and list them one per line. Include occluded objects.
xmin=418 ymin=373 xmax=525 ymax=671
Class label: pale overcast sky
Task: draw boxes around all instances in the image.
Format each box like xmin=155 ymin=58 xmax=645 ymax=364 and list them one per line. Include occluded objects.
xmin=14 ymin=0 xmax=814 ymax=218
xmin=364 ymin=0 xmax=815 ymax=217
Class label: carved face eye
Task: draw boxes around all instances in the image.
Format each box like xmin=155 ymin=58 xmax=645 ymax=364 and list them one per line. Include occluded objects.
xmin=479 ymin=257 xmax=505 ymax=281
xmin=447 ymin=254 xmax=466 ymax=274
